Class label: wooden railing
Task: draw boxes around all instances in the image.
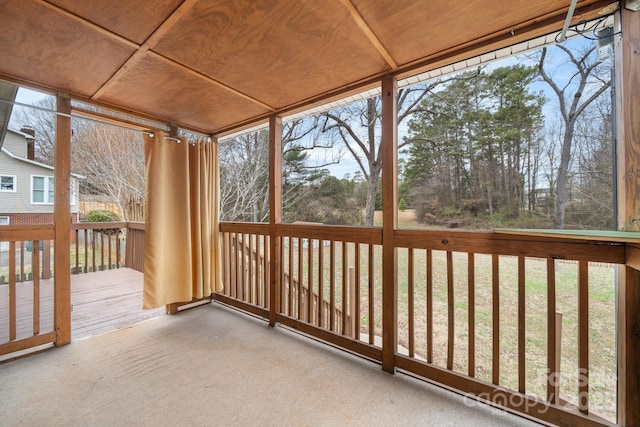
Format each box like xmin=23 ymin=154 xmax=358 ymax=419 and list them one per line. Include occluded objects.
xmin=71 ymin=222 xmax=126 ymax=274
xmin=0 ymin=225 xmax=57 ymax=357
xmin=3 ymin=219 xmax=636 ymax=425
xmin=0 ymin=221 xmax=145 ymax=358
xmin=0 ymin=222 xmax=145 ymax=285
xmin=124 ymin=222 xmax=145 ymax=273
xmin=392 ymin=229 xmax=627 ymax=426
xmin=216 ymin=221 xmax=637 ymax=426
xmin=72 ymin=222 xmax=145 ymax=274
xmin=218 ymin=227 xmax=356 ymax=334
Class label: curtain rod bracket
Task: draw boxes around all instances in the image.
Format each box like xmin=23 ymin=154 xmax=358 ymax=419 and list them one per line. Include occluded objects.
xmin=559 ymin=0 xmax=579 ymax=42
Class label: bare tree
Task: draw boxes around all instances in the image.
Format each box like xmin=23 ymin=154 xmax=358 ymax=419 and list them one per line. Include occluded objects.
xmin=320 ymin=81 xmax=447 ymax=226
xmin=219 ymin=117 xmax=340 ymax=223
xmin=219 ymin=130 xmax=270 ymax=222
xmin=72 ymin=123 xmax=146 ymax=221
xmin=538 ymin=45 xmax=611 ymax=229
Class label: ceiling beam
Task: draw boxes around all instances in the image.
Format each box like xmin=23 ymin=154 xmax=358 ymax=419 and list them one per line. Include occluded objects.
xmin=89 ymin=0 xmax=274 ymax=112
xmin=338 ymin=0 xmax=398 ymax=69
xmin=90 ymin=0 xmax=199 ymax=100
xmin=38 ymin=0 xmax=139 ymax=49
xmin=149 ymin=51 xmax=276 ymax=111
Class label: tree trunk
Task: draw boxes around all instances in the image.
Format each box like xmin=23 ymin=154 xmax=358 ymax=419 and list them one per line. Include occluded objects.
xmin=364 ymin=166 xmax=381 ymax=226
xmin=554 ymin=127 xmax=574 ymax=229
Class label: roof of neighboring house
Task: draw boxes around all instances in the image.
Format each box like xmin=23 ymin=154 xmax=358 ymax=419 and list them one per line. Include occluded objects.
xmin=1 ymin=145 xmax=85 ymax=179
xmin=0 ymin=82 xmax=18 ymax=147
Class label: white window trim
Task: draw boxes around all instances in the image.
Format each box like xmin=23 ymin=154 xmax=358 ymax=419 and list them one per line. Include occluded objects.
xmin=0 ymin=175 xmax=17 ymax=192
xmin=0 ymin=216 xmax=9 ymax=225
xmin=31 ymin=175 xmax=54 ymax=205
xmin=70 ymin=177 xmax=77 ymax=206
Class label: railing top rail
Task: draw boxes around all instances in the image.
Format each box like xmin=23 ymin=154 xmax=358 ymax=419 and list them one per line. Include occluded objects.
xmin=394 ymin=229 xmax=626 ymax=264
xmin=220 ymin=222 xmax=269 ymax=234
xmin=494 ymin=228 xmax=640 ymax=243
xmin=0 ymin=224 xmax=55 ymax=241
xmin=277 ymin=223 xmax=382 ymax=244
xmin=72 ymin=222 xmax=128 ymax=230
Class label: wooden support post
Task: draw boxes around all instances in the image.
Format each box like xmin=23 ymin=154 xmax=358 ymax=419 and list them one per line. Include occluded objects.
xmin=618 ymin=265 xmax=640 ymax=425
xmin=616 ymin=7 xmax=640 ymax=425
xmin=54 ymin=94 xmax=72 ymax=346
xmin=269 ymin=115 xmax=282 ymax=327
xmin=381 ymin=75 xmax=398 ymax=373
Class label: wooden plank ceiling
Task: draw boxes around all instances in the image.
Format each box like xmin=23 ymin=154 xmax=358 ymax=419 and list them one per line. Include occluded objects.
xmin=0 ymin=0 xmax=616 ymax=135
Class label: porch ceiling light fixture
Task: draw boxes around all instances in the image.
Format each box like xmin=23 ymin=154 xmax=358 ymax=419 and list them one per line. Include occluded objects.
xmin=559 ymin=0 xmax=579 ymax=42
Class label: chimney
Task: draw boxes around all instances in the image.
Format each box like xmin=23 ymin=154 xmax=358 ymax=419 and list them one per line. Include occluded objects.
xmin=20 ymin=126 xmax=35 ymax=160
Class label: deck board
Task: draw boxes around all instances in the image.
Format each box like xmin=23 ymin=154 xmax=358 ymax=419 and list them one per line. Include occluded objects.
xmin=0 ymin=268 xmax=164 ymax=343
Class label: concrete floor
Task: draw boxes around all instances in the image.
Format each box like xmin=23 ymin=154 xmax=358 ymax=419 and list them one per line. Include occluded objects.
xmin=0 ymin=302 xmax=541 ymax=426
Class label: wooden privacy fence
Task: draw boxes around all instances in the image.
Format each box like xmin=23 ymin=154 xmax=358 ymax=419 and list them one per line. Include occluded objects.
xmin=216 ymin=221 xmax=638 ymax=427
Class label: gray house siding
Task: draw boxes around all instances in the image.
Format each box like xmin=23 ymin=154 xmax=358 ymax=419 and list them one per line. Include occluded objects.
xmin=0 ymin=130 xmax=80 ymax=215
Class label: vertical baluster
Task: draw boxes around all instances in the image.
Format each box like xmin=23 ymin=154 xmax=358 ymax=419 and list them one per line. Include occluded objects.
xmin=285 ymin=237 xmax=291 ymax=316
xmin=518 ymin=256 xmax=526 ymax=394
xmin=9 ymin=241 xmax=16 ymax=340
xmin=492 ymin=254 xmax=500 ymax=385
xmin=116 ymin=228 xmax=121 ymax=268
xmin=33 ymin=240 xmax=40 ymax=335
xmin=330 ymin=241 xmax=335 ymax=332
xmin=222 ymin=232 xmax=228 ymax=295
xmin=75 ymin=229 xmax=79 ymax=274
xmin=100 ymin=231 xmax=105 ymax=270
xmin=108 ymin=229 xmax=113 ymax=269
xmin=308 ymin=238 xmax=313 ymax=323
xmin=547 ymin=258 xmax=558 ymax=403
xmin=426 ymin=249 xmax=433 ymax=363
xmin=248 ymin=233 xmax=254 ymax=304
xmin=84 ymin=229 xmax=88 ymax=273
xmin=354 ymin=243 xmax=360 ymax=340
xmin=298 ymin=237 xmax=303 ymax=320
xmin=447 ymin=251 xmax=454 ymax=370
xmin=408 ymin=247 xmax=414 ymax=358
xmin=91 ymin=229 xmax=96 ymax=273
xmin=20 ymin=240 xmax=25 ymax=281
xmin=342 ymin=241 xmax=347 ymax=335
xmin=241 ymin=233 xmax=247 ymax=302
xmin=264 ymin=234 xmax=269 ymax=309
xmin=468 ymin=253 xmax=475 ymax=377
xmin=252 ymin=234 xmax=262 ymax=306
xmin=231 ymin=233 xmax=237 ymax=299
xmin=318 ymin=240 xmax=324 ymax=328
xmin=578 ymin=261 xmax=589 ymax=414
xmin=369 ymin=244 xmax=374 ymax=345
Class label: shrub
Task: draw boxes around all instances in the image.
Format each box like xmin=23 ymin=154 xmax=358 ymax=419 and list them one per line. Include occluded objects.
xmin=86 ymin=210 xmax=121 ymax=234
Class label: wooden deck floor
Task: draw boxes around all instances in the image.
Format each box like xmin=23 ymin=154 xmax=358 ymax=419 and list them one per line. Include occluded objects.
xmin=0 ymin=268 xmax=165 ymax=343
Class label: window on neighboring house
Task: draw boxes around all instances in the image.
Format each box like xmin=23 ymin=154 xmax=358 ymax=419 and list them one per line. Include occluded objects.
xmin=0 ymin=175 xmax=16 ymax=192
xmin=32 ymin=176 xmax=54 ymax=204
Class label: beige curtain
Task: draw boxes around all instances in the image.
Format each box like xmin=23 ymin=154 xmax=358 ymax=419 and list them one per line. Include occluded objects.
xmin=142 ymin=131 xmax=221 ymax=309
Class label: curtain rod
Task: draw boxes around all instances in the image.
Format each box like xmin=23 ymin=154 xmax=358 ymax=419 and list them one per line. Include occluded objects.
xmin=1 ymin=97 xmax=212 ymax=143
xmin=0 ymin=97 xmax=71 ymax=118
